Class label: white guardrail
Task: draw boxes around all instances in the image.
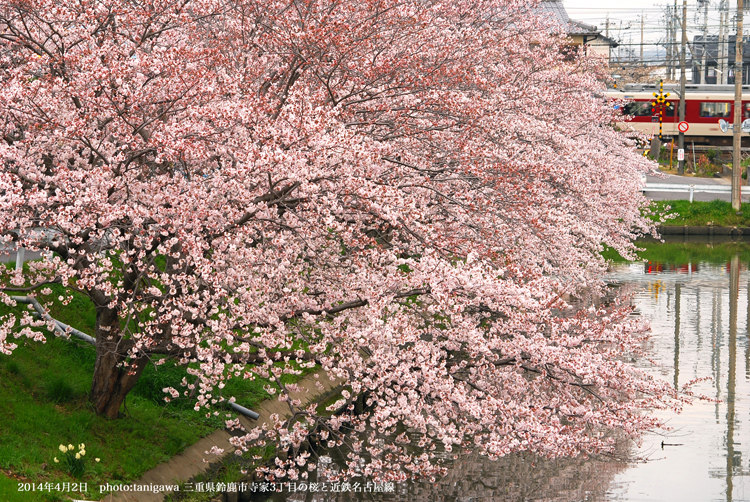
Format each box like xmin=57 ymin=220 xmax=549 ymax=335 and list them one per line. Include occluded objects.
xmin=641 ymin=183 xmax=732 ymax=203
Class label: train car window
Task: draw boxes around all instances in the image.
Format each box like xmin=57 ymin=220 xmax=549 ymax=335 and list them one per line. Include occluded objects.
xmin=665 ymin=102 xmax=676 ymax=117
xmin=622 ymin=102 xmax=651 ymax=116
xmin=699 ymin=102 xmax=731 ymax=118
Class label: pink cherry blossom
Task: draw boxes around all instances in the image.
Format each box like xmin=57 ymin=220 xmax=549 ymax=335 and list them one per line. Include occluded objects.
xmin=0 ymin=0 xmax=676 ymax=481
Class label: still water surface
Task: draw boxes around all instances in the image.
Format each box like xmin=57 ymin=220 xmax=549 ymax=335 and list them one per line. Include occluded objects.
xmin=604 ymin=257 xmax=750 ymax=502
xmin=251 ymin=249 xmax=750 ymax=501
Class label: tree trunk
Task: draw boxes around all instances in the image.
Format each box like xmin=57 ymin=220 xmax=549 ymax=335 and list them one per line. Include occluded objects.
xmin=89 ymin=306 xmax=146 ymax=418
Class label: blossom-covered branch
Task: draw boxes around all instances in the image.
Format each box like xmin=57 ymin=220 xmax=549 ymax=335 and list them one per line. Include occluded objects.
xmin=0 ymin=0 xmax=671 ymax=481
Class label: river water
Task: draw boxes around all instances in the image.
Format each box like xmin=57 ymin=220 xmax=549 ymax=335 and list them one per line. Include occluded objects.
xmin=249 ymin=244 xmax=750 ymax=502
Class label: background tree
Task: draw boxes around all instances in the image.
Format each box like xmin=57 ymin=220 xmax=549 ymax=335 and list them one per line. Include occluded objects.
xmin=1 ymin=0 xmax=677 ymax=480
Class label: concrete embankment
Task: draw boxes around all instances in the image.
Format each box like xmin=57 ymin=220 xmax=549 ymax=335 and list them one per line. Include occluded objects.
xmin=658 ymin=225 xmax=750 ymax=237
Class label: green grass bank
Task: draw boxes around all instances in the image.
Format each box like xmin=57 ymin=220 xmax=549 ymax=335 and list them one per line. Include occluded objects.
xmin=603 ymin=241 xmax=750 ymax=264
xmin=651 ymin=199 xmax=750 ymax=227
xmin=0 ymin=284 xmax=275 ymax=501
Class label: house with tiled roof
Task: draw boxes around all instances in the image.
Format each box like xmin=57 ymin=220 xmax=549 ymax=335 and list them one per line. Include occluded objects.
xmin=537 ymin=0 xmax=618 ymax=61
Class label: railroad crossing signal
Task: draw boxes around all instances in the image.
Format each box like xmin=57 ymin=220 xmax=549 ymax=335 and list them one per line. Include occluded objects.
xmin=651 ymin=79 xmax=670 ymax=140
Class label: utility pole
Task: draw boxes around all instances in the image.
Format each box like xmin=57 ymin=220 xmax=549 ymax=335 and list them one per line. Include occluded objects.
xmin=733 ymin=0 xmax=744 ymax=212
xmin=678 ymin=0 xmax=687 ymax=175
xmin=674 ymin=1 xmax=679 ymax=80
xmin=605 ymin=13 xmax=609 ymax=37
xmin=641 ymin=12 xmax=646 ymax=64
xmin=666 ymin=4 xmax=672 ymax=81
xmin=629 ymin=32 xmax=633 ymax=61
xmin=700 ymin=0 xmax=709 ymax=82
xmin=605 ymin=14 xmax=612 ymax=62
xmin=724 ymin=0 xmax=731 ymax=84
xmin=720 ymin=2 xmax=728 ymax=84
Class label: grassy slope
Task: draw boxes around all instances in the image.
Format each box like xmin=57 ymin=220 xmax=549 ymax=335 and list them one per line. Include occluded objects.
xmin=603 ymin=240 xmax=750 ymax=264
xmin=0 ymin=336 xmax=210 ymax=501
xmin=0 ymin=285 xmax=276 ymax=501
xmin=651 ymin=199 xmax=750 ymax=227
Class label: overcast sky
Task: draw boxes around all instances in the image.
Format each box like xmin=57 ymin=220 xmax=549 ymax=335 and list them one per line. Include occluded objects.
xmin=564 ymin=0 xmax=688 ymax=41
xmin=562 ymin=0 xmax=733 ymax=58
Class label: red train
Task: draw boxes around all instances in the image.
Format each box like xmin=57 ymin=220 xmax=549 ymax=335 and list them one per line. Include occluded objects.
xmin=607 ymin=83 xmax=750 ymax=145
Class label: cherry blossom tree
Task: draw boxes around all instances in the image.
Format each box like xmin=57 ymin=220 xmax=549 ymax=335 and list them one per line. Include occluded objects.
xmin=1 ymin=0 xmax=678 ymax=480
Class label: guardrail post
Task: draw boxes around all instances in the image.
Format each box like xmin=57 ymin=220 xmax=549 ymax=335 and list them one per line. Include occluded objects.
xmin=11 ymin=296 xmax=96 ymax=344
xmin=689 ymin=185 xmax=694 ymax=203
xmin=228 ymin=401 xmax=260 ymax=420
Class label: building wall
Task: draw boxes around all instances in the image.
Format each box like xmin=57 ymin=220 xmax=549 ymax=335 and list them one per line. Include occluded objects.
xmin=567 ymin=34 xmax=611 ymax=60
xmin=588 ymin=42 xmax=611 ymax=59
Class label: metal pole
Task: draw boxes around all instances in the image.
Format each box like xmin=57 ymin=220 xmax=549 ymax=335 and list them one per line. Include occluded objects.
xmin=11 ymin=296 xmax=96 ymax=344
xmin=692 ymin=141 xmax=696 ymax=171
xmin=229 ymin=402 xmax=260 ymax=420
xmin=733 ymin=0 xmax=744 ymax=212
xmin=678 ymin=0 xmax=687 ymax=175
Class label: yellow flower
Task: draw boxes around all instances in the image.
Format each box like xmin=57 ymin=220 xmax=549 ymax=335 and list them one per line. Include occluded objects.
xmin=80 ymin=450 xmax=86 ymax=456
xmin=53 ymin=457 xmax=59 ymax=463
xmin=79 ymin=443 xmax=85 ymax=450
xmin=59 ymin=444 xmax=67 ymax=453
xmin=75 ymin=453 xmax=80 ymax=459
xmin=68 ymin=444 xmax=74 ymax=450
xmin=95 ymin=458 xmax=100 ymax=462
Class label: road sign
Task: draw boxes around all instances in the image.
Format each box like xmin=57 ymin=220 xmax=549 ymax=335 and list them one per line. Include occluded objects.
xmin=678 ymin=121 xmax=689 ymax=133
xmin=678 ymin=149 xmax=685 ymax=161
xmin=719 ymin=119 xmax=729 ymax=133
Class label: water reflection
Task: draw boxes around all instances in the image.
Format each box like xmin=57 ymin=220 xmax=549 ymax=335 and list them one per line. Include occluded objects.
xmin=674 ymin=283 xmax=682 ymax=389
xmin=726 ymin=255 xmax=739 ymax=502
xmin=249 ymin=248 xmax=750 ymax=502
xmin=606 ymin=252 xmax=750 ymax=502
xmin=248 ymin=451 xmax=627 ymax=502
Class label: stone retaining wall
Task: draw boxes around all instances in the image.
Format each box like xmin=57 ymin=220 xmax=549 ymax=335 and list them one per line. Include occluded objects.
xmin=658 ymin=225 xmax=750 ymax=236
